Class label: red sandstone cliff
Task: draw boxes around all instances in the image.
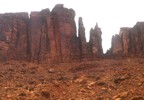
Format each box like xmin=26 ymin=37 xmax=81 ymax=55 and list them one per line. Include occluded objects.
xmin=78 ymin=17 xmax=89 ymax=60
xmin=0 ymin=13 xmax=30 ymax=61
xmin=30 ymin=9 xmax=57 ymax=63
xmin=52 ymin=4 xmax=80 ymax=63
xmin=89 ymin=23 xmax=103 ymax=56
xmin=0 ymin=4 xmax=103 ymax=63
xmin=110 ymin=22 xmax=144 ymax=55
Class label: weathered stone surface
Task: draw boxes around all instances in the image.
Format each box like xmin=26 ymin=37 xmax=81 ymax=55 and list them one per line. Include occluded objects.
xmin=40 ymin=9 xmax=57 ymax=62
xmin=119 ymin=27 xmax=130 ymax=54
xmin=51 ymin=4 xmax=80 ymax=62
xmin=0 ymin=13 xmax=30 ymax=61
xmin=78 ymin=17 xmax=88 ymax=60
xmin=129 ymin=25 xmax=141 ymax=54
xmin=0 ymin=4 xmax=104 ymax=63
xmin=134 ymin=22 xmax=144 ymax=53
xmin=110 ymin=22 xmax=144 ymax=55
xmin=111 ymin=34 xmax=123 ymax=54
xmin=30 ymin=11 xmax=43 ymax=62
xmin=89 ymin=23 xmax=103 ymax=56
xmin=30 ymin=9 xmax=57 ymax=63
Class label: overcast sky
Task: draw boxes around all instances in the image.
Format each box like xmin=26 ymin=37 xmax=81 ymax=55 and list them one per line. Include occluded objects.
xmin=0 ymin=0 xmax=144 ymax=52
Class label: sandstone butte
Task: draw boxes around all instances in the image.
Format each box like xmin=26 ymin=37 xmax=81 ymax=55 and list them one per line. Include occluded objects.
xmin=0 ymin=4 xmax=144 ymax=63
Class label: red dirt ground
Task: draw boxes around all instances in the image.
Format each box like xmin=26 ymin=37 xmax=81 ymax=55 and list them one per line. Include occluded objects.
xmin=0 ymin=57 xmax=144 ymax=100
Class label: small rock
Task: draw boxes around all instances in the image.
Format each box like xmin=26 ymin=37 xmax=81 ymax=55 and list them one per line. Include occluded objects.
xmin=48 ymin=68 xmax=55 ymax=73
xmin=101 ymin=87 xmax=108 ymax=91
xmin=74 ymin=77 xmax=85 ymax=83
xmin=112 ymin=92 xmax=128 ymax=99
xmin=41 ymin=90 xmax=50 ymax=98
xmin=57 ymin=76 xmax=68 ymax=81
xmin=87 ymin=81 xmax=96 ymax=87
xmin=28 ymin=80 xmax=35 ymax=85
xmin=113 ymin=74 xmax=130 ymax=84
xmin=16 ymin=83 xmax=23 ymax=87
xmin=113 ymin=96 xmax=119 ymax=99
xmin=96 ymin=96 xmax=104 ymax=100
xmin=108 ymin=84 xmax=117 ymax=90
xmin=113 ymin=96 xmax=122 ymax=100
xmin=29 ymin=71 xmax=36 ymax=74
xmin=7 ymin=94 xmax=12 ymax=98
xmin=138 ymin=82 xmax=143 ymax=86
xmin=115 ymin=98 xmax=122 ymax=100
xmin=131 ymin=96 xmax=144 ymax=100
xmin=96 ymin=81 xmax=107 ymax=86
xmin=120 ymin=92 xmax=128 ymax=98
xmin=29 ymin=86 xmax=34 ymax=91
xmin=19 ymin=92 xmax=26 ymax=96
xmin=52 ymin=80 xmax=60 ymax=86
xmin=62 ymin=92 xmax=66 ymax=95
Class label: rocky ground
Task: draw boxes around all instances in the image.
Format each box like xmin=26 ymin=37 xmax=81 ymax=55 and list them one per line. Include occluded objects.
xmin=0 ymin=57 xmax=144 ymax=100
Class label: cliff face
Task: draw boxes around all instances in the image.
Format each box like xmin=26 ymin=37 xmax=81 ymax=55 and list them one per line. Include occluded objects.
xmin=52 ymin=4 xmax=80 ymax=63
xmin=0 ymin=13 xmax=30 ymax=61
xmin=0 ymin=4 xmax=103 ymax=63
xmin=110 ymin=22 xmax=144 ymax=55
xmin=78 ymin=17 xmax=89 ymax=60
xmin=89 ymin=24 xmax=103 ymax=56
xmin=30 ymin=9 xmax=56 ymax=63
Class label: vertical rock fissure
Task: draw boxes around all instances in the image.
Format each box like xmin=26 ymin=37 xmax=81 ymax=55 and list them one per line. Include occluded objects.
xmin=26 ymin=20 xmax=31 ymax=60
xmin=37 ymin=31 xmax=42 ymax=63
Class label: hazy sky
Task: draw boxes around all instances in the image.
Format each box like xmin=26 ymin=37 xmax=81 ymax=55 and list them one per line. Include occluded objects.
xmin=0 ymin=0 xmax=144 ymax=52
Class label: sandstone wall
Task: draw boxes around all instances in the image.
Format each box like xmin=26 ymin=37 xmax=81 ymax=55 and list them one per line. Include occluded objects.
xmin=110 ymin=22 xmax=144 ymax=55
xmin=0 ymin=4 xmax=103 ymax=63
